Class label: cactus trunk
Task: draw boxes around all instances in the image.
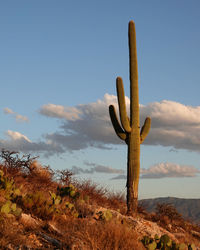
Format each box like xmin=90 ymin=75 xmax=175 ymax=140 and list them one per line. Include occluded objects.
xmin=109 ymin=21 xmax=151 ymax=214
xmin=127 ymin=129 xmax=140 ymax=213
xmin=127 ymin=20 xmax=140 ymax=213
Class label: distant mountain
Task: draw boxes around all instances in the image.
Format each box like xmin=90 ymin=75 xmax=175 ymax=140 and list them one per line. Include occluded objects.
xmin=139 ymin=197 xmax=200 ymax=225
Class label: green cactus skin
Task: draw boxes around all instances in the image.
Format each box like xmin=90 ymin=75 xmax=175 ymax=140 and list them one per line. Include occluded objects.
xmin=147 ymin=241 xmax=157 ymax=250
xmin=96 ymin=210 xmax=113 ymax=221
xmin=188 ymin=244 xmax=196 ymax=250
xmin=1 ymin=201 xmax=11 ymax=214
xmin=109 ymin=20 xmax=151 ymax=213
xmin=49 ymin=191 xmax=61 ymax=205
xmin=178 ymin=243 xmax=187 ymax=250
xmin=141 ymin=234 xmax=196 ymax=250
xmin=0 ymin=200 xmax=22 ymax=217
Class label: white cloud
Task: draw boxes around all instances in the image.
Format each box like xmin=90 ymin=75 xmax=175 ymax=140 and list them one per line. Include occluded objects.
xmin=140 ymin=100 xmax=200 ymax=151
xmin=0 ymin=130 xmax=64 ymax=157
xmin=6 ymin=130 xmax=31 ymax=142
xmin=3 ymin=108 xmax=29 ymax=122
xmin=2 ymin=94 xmax=200 ymax=157
xmin=39 ymin=94 xmax=200 ymax=152
xmin=4 ymin=108 xmax=14 ymax=114
xmin=41 ymin=94 xmax=119 ymax=151
xmin=140 ymin=162 xmax=200 ymax=178
xmin=141 ymin=100 xmax=200 ymax=126
xmin=39 ymin=104 xmax=82 ymax=121
xmin=15 ymin=114 xmax=29 ymax=122
xmin=111 ymin=162 xmax=200 ymax=180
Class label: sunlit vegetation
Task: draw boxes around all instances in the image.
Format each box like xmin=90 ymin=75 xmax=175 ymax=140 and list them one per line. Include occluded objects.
xmin=0 ymin=150 xmax=199 ymax=249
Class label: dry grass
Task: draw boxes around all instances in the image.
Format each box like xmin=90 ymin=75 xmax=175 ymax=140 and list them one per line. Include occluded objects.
xmin=76 ymin=180 xmax=127 ymax=214
xmin=53 ymin=217 xmax=144 ymax=249
xmin=0 ymin=150 xmax=200 ymax=249
xmin=76 ymin=180 xmax=109 ymax=204
xmin=0 ymin=215 xmax=27 ymax=248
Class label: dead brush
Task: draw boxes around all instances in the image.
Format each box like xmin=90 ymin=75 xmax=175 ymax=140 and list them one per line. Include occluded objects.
xmin=152 ymin=203 xmax=186 ymax=230
xmin=53 ymin=217 xmax=144 ymax=250
xmin=24 ymin=161 xmax=57 ymax=193
xmin=76 ymin=180 xmax=110 ymax=207
xmin=28 ymin=161 xmax=54 ymax=183
xmin=0 ymin=150 xmax=56 ymax=192
xmin=0 ymin=214 xmax=26 ymax=247
xmin=56 ymin=169 xmax=73 ymax=186
xmin=76 ymin=181 xmax=127 ymax=214
xmin=0 ymin=150 xmax=37 ymax=176
xmin=156 ymin=203 xmax=183 ymax=221
xmin=137 ymin=203 xmax=150 ymax=219
xmin=74 ymin=200 xmax=94 ymax=218
xmin=106 ymin=191 xmax=127 ymax=214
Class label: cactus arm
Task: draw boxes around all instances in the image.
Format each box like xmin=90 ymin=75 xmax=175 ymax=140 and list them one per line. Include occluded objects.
xmin=109 ymin=105 xmax=127 ymax=141
xmin=140 ymin=117 xmax=151 ymax=144
xmin=116 ymin=77 xmax=132 ymax=133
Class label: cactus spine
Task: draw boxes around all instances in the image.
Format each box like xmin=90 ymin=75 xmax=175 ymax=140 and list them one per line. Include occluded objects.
xmin=109 ymin=20 xmax=151 ymax=213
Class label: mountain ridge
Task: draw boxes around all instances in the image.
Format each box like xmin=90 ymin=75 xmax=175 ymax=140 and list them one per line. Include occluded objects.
xmin=139 ymin=197 xmax=200 ymax=225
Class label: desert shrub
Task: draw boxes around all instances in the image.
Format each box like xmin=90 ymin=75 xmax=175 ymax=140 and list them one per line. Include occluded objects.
xmin=76 ymin=180 xmax=110 ymax=207
xmin=57 ymin=184 xmax=80 ymax=200
xmin=20 ymin=185 xmax=81 ymax=220
xmin=74 ymin=200 xmax=94 ymax=218
xmin=137 ymin=203 xmax=149 ymax=218
xmin=56 ymin=169 xmax=73 ymax=186
xmin=22 ymin=191 xmax=51 ymax=219
xmin=0 ymin=150 xmax=37 ymax=175
xmin=25 ymin=161 xmax=56 ymax=191
xmin=72 ymin=180 xmax=126 ymax=214
xmin=0 ymin=150 xmax=199 ymax=249
xmin=156 ymin=203 xmax=183 ymax=222
xmin=106 ymin=191 xmax=126 ymax=214
xmin=0 ymin=150 xmax=56 ymax=193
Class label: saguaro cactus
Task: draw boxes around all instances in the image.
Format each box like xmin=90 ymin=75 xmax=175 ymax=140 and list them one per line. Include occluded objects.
xmin=109 ymin=20 xmax=151 ymax=214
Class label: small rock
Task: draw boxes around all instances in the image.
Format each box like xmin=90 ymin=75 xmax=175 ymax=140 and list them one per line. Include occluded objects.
xmin=19 ymin=213 xmax=42 ymax=229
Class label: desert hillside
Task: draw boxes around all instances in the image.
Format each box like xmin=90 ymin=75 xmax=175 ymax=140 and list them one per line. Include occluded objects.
xmin=0 ymin=151 xmax=200 ymax=249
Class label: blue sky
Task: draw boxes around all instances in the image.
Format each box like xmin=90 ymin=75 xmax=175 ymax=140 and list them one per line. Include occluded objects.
xmin=0 ymin=1 xmax=200 ymax=199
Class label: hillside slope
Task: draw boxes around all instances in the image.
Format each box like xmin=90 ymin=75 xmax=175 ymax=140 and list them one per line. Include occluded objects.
xmin=0 ymin=151 xmax=200 ymax=249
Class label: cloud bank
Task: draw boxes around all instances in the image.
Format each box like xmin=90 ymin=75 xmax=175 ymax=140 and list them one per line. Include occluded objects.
xmin=2 ymin=94 xmax=200 ymax=156
xmin=4 ymin=108 xmax=29 ymax=122
xmin=0 ymin=130 xmax=64 ymax=157
xmin=39 ymin=94 xmax=200 ymax=152
xmin=111 ymin=162 xmax=200 ymax=180
xmin=141 ymin=162 xmax=200 ymax=178
xmin=69 ymin=161 xmax=124 ymax=175
xmin=39 ymin=94 xmax=118 ymax=152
